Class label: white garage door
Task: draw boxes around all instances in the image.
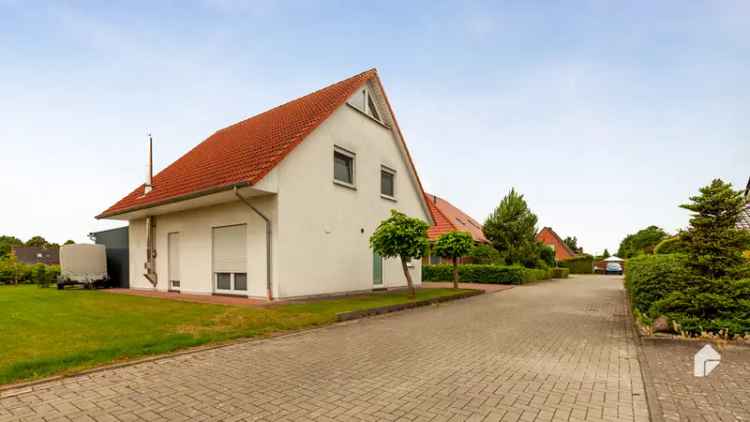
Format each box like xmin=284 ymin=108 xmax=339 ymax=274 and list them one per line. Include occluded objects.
xmin=212 ymin=225 xmax=247 ymax=294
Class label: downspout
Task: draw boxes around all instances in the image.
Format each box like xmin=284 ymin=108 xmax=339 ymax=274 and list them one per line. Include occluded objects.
xmin=234 ymin=187 xmax=273 ymax=301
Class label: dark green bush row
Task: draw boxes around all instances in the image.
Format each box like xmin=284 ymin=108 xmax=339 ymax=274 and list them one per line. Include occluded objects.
xmin=625 ymin=254 xmax=750 ymax=336
xmin=422 ymin=264 xmax=552 ymax=285
xmin=551 ymin=267 xmax=570 ymax=279
xmin=557 ymin=255 xmax=593 ymax=274
xmin=0 ymin=259 xmax=60 ymax=285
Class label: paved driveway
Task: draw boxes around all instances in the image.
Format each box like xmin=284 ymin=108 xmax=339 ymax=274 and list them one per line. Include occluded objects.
xmin=0 ymin=275 xmax=648 ymax=422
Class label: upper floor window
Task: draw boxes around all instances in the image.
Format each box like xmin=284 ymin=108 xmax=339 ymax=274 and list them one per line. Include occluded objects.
xmin=381 ymin=166 xmax=395 ymax=198
xmin=334 ymin=147 xmax=355 ymax=187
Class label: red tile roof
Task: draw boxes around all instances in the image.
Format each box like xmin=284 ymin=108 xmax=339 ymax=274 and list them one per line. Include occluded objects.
xmin=536 ymin=227 xmax=577 ymax=261
xmin=425 ymin=193 xmax=487 ymax=243
xmin=99 ymin=69 xmax=424 ymax=219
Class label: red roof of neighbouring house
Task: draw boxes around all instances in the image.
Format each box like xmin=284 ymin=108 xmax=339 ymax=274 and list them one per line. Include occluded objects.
xmin=11 ymin=246 xmax=60 ymax=265
xmin=425 ymin=193 xmax=487 ymax=243
xmin=98 ymin=69 xmax=428 ymax=219
xmin=536 ymin=227 xmax=577 ymax=261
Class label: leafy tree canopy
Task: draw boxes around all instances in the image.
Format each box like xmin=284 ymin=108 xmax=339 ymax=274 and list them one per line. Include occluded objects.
xmin=370 ymin=210 xmax=430 ymax=297
xmin=679 ymin=178 xmax=750 ymax=279
xmin=563 ymin=236 xmax=582 ymax=253
xmin=63 ymin=240 xmax=75 ymax=245
xmin=602 ymin=249 xmax=611 ymax=259
xmin=25 ymin=236 xmax=52 ymax=248
xmin=432 ymin=231 xmax=474 ymax=260
xmin=433 ymin=231 xmax=474 ymax=288
xmin=617 ymin=226 xmax=668 ymax=258
xmin=0 ymin=236 xmax=23 ymax=258
xmin=483 ymin=188 xmax=539 ymax=266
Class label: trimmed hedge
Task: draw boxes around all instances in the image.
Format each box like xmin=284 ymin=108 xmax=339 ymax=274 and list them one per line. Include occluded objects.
xmin=625 ymin=253 xmax=750 ymax=336
xmin=0 ymin=259 xmax=59 ymax=285
xmin=625 ymin=254 xmax=691 ymax=314
xmin=551 ymin=267 xmax=570 ymax=279
xmin=422 ymin=264 xmax=552 ymax=285
xmin=558 ymin=255 xmax=593 ymax=274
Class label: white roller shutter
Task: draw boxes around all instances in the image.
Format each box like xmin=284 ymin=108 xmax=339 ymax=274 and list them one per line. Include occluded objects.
xmin=212 ymin=225 xmax=247 ymax=273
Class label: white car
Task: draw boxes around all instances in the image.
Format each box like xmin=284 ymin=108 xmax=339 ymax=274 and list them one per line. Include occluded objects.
xmin=605 ymin=262 xmax=623 ymax=275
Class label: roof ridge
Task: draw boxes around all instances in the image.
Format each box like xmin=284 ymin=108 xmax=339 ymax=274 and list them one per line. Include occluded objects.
xmin=216 ymin=68 xmax=377 ymax=135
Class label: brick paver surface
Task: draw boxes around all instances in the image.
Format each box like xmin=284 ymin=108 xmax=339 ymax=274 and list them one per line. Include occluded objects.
xmin=421 ymin=282 xmax=514 ymax=294
xmin=640 ymin=339 xmax=750 ymax=421
xmin=0 ymin=275 xmax=648 ymax=421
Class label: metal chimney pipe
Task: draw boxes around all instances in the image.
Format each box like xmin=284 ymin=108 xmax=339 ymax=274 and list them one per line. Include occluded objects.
xmin=145 ymin=134 xmax=153 ymax=194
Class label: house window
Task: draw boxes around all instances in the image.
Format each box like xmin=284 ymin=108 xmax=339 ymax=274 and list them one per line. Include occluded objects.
xmin=333 ymin=147 xmax=355 ymax=187
xmin=212 ymin=224 xmax=248 ymax=295
xmin=367 ymin=93 xmax=381 ymax=121
xmin=381 ymin=166 xmax=395 ymax=198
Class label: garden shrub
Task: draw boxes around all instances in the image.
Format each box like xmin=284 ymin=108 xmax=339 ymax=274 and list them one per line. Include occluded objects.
xmin=551 ymin=267 xmax=569 ymax=279
xmin=467 ymin=244 xmax=503 ymax=264
xmin=423 ymin=265 xmax=552 ymax=284
xmin=558 ymin=255 xmax=593 ymax=274
xmin=650 ymin=278 xmax=750 ymax=336
xmin=30 ymin=263 xmax=46 ymax=284
xmin=625 ymin=254 xmax=691 ymax=314
xmin=654 ymin=236 xmax=689 ymax=255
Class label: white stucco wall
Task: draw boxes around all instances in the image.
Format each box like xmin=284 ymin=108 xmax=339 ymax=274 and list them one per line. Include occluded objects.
xmin=128 ymin=195 xmax=277 ymax=298
xmin=271 ymin=100 xmax=430 ymax=298
xmin=126 ymin=82 xmax=430 ymax=299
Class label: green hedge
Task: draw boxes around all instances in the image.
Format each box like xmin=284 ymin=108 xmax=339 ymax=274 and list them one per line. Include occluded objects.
xmin=625 ymin=254 xmax=750 ymax=336
xmin=558 ymin=255 xmax=593 ymax=274
xmin=422 ymin=265 xmax=552 ymax=285
xmin=551 ymin=267 xmax=570 ymax=278
xmin=0 ymin=259 xmax=59 ymax=285
xmin=625 ymin=254 xmax=691 ymax=314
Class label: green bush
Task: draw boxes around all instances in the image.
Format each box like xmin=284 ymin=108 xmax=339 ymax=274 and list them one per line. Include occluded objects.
xmin=466 ymin=244 xmax=503 ymax=264
xmin=650 ymin=278 xmax=750 ymax=336
xmin=558 ymin=255 xmax=593 ymax=274
xmin=625 ymin=254 xmax=692 ymax=314
xmin=551 ymin=267 xmax=569 ymax=278
xmin=423 ymin=265 xmax=551 ymax=284
xmin=0 ymin=259 xmax=59 ymax=285
xmin=654 ymin=236 xmax=689 ymax=255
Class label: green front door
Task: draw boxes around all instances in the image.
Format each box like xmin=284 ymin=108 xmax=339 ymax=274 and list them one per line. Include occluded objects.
xmin=373 ymin=252 xmax=383 ymax=286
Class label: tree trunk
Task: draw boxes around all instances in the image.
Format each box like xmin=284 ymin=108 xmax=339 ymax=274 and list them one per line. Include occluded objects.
xmin=400 ymin=257 xmax=415 ymax=299
xmin=452 ymin=257 xmax=459 ymax=289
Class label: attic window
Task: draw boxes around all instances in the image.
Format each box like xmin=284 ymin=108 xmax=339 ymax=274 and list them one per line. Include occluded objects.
xmin=366 ymin=93 xmax=381 ymax=121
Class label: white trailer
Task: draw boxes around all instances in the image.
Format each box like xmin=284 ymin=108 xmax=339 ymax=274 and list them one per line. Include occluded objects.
xmin=58 ymin=244 xmax=108 ymax=289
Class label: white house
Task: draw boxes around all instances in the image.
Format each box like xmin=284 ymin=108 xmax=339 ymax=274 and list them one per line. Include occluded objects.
xmin=97 ymin=69 xmax=434 ymax=300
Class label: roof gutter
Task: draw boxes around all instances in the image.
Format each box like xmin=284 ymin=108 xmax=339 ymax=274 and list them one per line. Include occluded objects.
xmin=96 ymin=181 xmax=252 ymax=219
xmin=233 ymin=186 xmax=273 ymax=301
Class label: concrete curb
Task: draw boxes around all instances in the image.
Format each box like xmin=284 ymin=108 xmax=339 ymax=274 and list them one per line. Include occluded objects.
xmin=625 ymin=293 xmax=664 ymax=422
xmin=336 ymin=289 xmax=484 ymax=321
xmin=0 ymin=289 xmax=484 ymax=397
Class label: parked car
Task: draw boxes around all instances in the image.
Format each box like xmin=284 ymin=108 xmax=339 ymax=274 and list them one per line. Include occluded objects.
xmin=58 ymin=244 xmax=109 ymax=289
xmin=605 ymin=262 xmax=623 ymax=275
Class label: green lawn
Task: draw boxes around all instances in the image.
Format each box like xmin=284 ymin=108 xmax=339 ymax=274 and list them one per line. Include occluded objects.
xmin=0 ymin=285 xmax=470 ymax=385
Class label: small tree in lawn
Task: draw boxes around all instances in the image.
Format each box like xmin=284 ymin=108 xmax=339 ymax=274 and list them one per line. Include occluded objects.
xmin=680 ymin=179 xmax=750 ymax=279
xmin=433 ymin=231 xmax=474 ymax=288
xmin=370 ymin=210 xmax=429 ymax=298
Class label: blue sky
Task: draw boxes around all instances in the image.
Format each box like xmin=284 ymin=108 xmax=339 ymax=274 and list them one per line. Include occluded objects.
xmin=1 ymin=1 xmax=748 ymax=254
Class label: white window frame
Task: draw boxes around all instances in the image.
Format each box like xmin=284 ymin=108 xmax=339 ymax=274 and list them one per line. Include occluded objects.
xmin=380 ymin=165 xmax=396 ymax=201
xmin=212 ymin=224 xmax=248 ymax=296
xmin=214 ymin=272 xmax=248 ymax=294
xmin=333 ymin=146 xmax=356 ymax=189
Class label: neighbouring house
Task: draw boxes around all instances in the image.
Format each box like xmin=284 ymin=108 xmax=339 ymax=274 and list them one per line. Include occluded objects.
xmin=424 ymin=193 xmax=488 ymax=264
xmin=97 ymin=69 xmax=434 ymax=300
xmin=536 ymin=227 xmax=577 ymax=262
xmin=11 ymin=246 xmax=60 ymax=265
